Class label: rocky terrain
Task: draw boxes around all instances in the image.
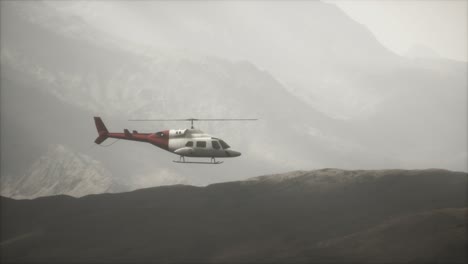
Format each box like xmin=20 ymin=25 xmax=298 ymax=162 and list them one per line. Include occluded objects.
xmin=0 ymin=145 xmax=123 ymax=199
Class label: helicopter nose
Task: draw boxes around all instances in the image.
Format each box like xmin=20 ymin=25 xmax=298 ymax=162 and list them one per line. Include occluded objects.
xmin=226 ymin=150 xmax=241 ymax=157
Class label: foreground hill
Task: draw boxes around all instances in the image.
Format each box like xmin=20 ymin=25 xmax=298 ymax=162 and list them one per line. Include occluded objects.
xmin=315 ymin=208 xmax=467 ymax=263
xmin=1 ymin=169 xmax=467 ymax=263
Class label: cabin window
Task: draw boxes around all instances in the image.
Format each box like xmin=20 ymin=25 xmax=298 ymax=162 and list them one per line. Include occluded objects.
xmin=186 ymin=141 xmax=193 ymax=147
xmin=219 ymin=140 xmax=230 ymax=149
xmin=196 ymin=141 xmax=206 ymax=148
xmin=212 ymin=140 xmax=221 ymax=150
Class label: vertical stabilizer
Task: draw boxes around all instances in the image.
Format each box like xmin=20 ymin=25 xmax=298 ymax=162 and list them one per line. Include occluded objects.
xmin=94 ymin=117 xmax=109 ymax=144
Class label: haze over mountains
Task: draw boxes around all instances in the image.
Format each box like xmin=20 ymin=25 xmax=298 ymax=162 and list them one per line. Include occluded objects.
xmin=1 ymin=169 xmax=467 ymax=263
xmin=0 ymin=1 xmax=466 ymax=198
xmin=0 ymin=145 xmax=125 ymax=199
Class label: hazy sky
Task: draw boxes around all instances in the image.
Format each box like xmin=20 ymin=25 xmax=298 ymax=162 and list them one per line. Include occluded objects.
xmin=327 ymin=0 xmax=468 ymax=61
xmin=48 ymin=1 xmax=467 ymax=62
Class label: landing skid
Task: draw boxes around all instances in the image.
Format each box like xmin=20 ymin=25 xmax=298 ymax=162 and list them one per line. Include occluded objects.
xmin=173 ymin=160 xmax=223 ymax=164
xmin=173 ymin=156 xmax=223 ymax=164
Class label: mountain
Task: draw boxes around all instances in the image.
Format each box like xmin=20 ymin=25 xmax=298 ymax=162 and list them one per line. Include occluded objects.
xmin=0 ymin=0 xmax=466 ymax=198
xmin=1 ymin=169 xmax=466 ymax=263
xmin=45 ymin=1 xmax=466 ymax=120
xmin=0 ymin=144 xmax=123 ymax=199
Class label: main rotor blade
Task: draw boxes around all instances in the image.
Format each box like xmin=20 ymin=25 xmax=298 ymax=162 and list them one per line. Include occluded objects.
xmin=129 ymin=119 xmax=193 ymax=121
xmin=193 ymin=119 xmax=258 ymax=121
xmin=128 ymin=118 xmax=258 ymax=121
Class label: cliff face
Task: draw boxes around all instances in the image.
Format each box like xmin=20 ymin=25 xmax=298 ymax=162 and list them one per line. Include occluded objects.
xmin=1 ymin=169 xmax=466 ymax=263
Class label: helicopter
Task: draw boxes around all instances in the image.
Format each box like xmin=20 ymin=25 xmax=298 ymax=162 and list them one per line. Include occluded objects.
xmin=93 ymin=117 xmax=257 ymax=164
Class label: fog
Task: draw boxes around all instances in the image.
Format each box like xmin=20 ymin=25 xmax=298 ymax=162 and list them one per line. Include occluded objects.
xmin=1 ymin=1 xmax=466 ymax=198
xmin=327 ymin=0 xmax=468 ymax=62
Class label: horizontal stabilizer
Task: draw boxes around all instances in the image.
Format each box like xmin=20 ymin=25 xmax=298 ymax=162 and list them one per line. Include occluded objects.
xmin=95 ymin=135 xmax=107 ymax=144
xmin=173 ymin=160 xmax=223 ymax=165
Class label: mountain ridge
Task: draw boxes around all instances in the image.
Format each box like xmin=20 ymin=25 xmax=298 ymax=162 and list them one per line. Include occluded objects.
xmin=3 ymin=168 xmax=462 ymax=200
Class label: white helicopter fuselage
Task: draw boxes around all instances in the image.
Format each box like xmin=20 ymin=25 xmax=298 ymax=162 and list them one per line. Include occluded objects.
xmin=167 ymin=129 xmax=241 ymax=158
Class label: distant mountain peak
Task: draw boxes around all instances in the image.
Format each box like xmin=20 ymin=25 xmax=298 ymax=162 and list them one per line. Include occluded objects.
xmin=246 ymin=168 xmax=456 ymax=185
xmin=0 ymin=144 xmax=121 ymax=199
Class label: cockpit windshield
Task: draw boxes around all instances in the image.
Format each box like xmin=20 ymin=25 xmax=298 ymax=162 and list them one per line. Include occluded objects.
xmin=219 ymin=140 xmax=230 ymax=149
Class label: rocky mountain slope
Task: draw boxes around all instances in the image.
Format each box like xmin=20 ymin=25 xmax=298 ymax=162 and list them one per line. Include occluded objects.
xmin=0 ymin=145 xmax=123 ymax=199
xmin=1 ymin=169 xmax=466 ymax=263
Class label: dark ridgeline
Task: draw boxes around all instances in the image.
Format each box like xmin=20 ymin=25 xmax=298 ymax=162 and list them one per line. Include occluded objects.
xmin=1 ymin=169 xmax=467 ymax=263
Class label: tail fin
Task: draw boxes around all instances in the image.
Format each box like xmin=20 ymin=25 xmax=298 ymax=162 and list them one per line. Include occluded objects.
xmin=94 ymin=117 xmax=109 ymax=144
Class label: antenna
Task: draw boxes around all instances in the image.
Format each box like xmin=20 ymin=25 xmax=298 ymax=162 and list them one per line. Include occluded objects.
xmin=129 ymin=118 xmax=258 ymax=129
